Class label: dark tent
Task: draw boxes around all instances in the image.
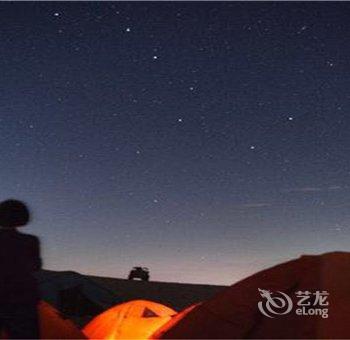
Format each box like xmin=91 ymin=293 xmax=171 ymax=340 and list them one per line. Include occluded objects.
xmin=154 ymin=252 xmax=350 ymax=339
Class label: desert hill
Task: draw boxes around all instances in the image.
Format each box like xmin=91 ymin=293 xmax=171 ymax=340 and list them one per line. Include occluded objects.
xmin=87 ymin=273 xmax=226 ymax=311
xmin=36 ymin=270 xmax=226 ymax=326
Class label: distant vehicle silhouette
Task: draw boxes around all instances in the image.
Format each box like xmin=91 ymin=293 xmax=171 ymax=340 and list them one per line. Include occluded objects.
xmin=128 ymin=267 xmax=150 ymax=281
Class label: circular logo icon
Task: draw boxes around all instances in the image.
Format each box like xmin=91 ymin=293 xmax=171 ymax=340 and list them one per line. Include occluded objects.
xmin=258 ymin=288 xmax=293 ymax=318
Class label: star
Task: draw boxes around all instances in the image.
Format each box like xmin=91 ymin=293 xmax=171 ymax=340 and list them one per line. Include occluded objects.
xmin=53 ymin=12 xmax=60 ymax=17
xmin=330 ymin=224 xmax=343 ymax=232
xmin=125 ymin=27 xmax=131 ymax=32
xmin=288 ymin=116 xmax=294 ymax=121
xmin=297 ymin=25 xmax=307 ymax=34
xmin=178 ymin=118 xmax=183 ymax=122
xmin=152 ymin=55 xmax=158 ymax=60
xmin=250 ymin=145 xmax=255 ymax=150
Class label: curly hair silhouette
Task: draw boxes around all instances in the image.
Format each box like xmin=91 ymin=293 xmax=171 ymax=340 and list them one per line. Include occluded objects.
xmin=0 ymin=199 xmax=42 ymax=339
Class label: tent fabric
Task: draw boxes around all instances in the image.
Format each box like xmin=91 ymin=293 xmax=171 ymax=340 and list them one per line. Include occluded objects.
xmin=154 ymin=252 xmax=350 ymax=339
xmin=36 ymin=270 xmax=119 ymax=313
xmin=0 ymin=301 xmax=86 ymax=339
xmin=83 ymin=299 xmax=176 ymax=339
xmin=151 ymin=303 xmax=200 ymax=339
xmin=37 ymin=301 xmax=87 ymax=339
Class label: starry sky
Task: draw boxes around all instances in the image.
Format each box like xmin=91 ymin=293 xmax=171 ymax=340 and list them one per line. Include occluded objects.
xmin=1 ymin=2 xmax=350 ymax=285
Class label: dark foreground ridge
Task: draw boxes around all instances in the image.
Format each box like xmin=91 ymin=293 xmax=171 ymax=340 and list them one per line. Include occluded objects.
xmin=36 ymin=270 xmax=227 ymax=326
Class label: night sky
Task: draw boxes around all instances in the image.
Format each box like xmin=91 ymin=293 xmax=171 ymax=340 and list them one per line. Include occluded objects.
xmin=1 ymin=2 xmax=350 ymax=284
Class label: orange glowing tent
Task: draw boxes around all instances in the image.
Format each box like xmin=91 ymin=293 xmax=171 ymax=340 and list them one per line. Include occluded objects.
xmin=37 ymin=301 xmax=86 ymax=339
xmin=153 ymin=252 xmax=350 ymax=339
xmin=0 ymin=301 xmax=86 ymax=339
xmin=83 ymin=299 xmax=176 ymax=339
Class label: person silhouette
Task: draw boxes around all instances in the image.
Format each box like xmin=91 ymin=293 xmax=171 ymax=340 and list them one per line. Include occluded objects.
xmin=0 ymin=199 xmax=42 ymax=339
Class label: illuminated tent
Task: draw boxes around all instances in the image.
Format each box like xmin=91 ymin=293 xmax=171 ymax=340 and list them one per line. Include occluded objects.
xmin=83 ymin=299 xmax=176 ymax=339
xmin=37 ymin=301 xmax=87 ymax=338
xmin=154 ymin=252 xmax=350 ymax=339
xmin=0 ymin=301 xmax=86 ymax=339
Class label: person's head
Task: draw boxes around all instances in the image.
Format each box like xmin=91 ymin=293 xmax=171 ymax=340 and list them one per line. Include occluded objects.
xmin=0 ymin=199 xmax=30 ymax=228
